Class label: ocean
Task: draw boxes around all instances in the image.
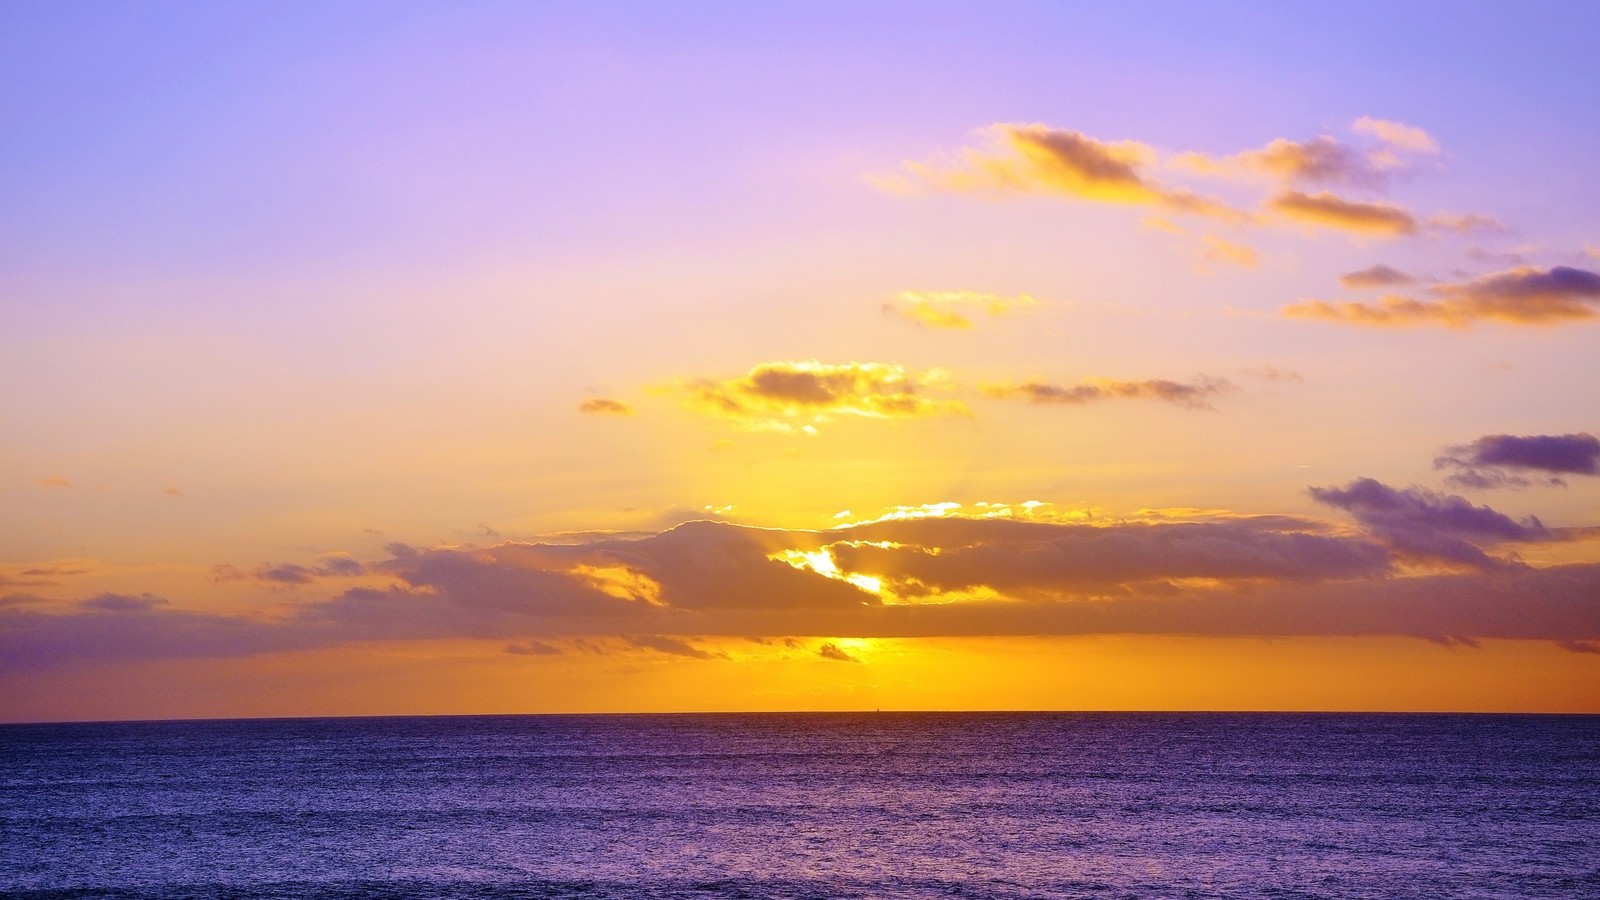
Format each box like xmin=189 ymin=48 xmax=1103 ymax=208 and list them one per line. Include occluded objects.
xmin=2 ymin=713 xmax=1596 ymax=899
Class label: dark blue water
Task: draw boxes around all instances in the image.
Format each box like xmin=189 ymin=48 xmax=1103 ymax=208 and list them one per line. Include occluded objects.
xmin=2 ymin=713 xmax=1597 ymax=899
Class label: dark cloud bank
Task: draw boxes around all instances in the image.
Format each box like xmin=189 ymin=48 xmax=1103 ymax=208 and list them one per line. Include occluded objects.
xmin=5 ymin=479 xmax=1598 ymax=674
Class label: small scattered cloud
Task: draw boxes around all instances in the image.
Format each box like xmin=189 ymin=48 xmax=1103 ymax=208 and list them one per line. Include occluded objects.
xmin=1427 ymin=212 xmax=1506 ymax=235
xmin=79 ymin=593 xmax=168 ymax=612
xmin=1422 ymin=633 xmax=1482 ymax=650
xmin=1198 ymin=234 xmax=1260 ymax=271
xmin=164 ymin=486 xmax=183 ymax=497
xmin=579 ymin=398 xmax=633 ymax=416
xmin=1179 ymin=119 xmax=1438 ymax=191
xmin=1435 ymin=433 xmax=1600 ymax=489
xmin=677 ymin=360 xmax=966 ymax=431
xmin=1239 ymin=366 xmax=1304 ymax=383
xmin=984 ymin=376 xmax=1234 ymax=410
xmin=1226 ymin=136 xmax=1390 ymax=190
xmin=1268 ymin=190 xmax=1418 ymax=236
xmin=1559 ymin=639 xmax=1600 ymax=655
xmin=817 ymin=642 xmax=859 ymax=663
xmin=1466 ymin=246 xmax=1530 ymax=267
xmin=626 ymin=634 xmax=725 ymax=660
xmin=211 ymin=557 xmax=367 ymax=584
xmin=1284 ymin=266 xmax=1600 ymax=328
xmin=1339 ymin=264 xmax=1416 ymax=290
xmin=874 ymin=123 xmax=1244 ymax=221
xmin=885 ymin=290 xmax=1038 ymax=330
xmin=40 ymin=476 xmax=70 ymax=488
xmin=507 ymin=640 xmax=563 ymax=656
xmin=1351 ymin=117 xmax=1440 ymax=156
xmin=2 ymin=564 xmax=91 ymax=589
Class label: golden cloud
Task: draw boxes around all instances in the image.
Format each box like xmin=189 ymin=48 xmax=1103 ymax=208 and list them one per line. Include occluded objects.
xmin=885 ymin=290 xmax=1039 ymax=330
xmin=1198 ymin=234 xmax=1260 ymax=271
xmin=1268 ymin=190 xmax=1418 ymax=236
xmin=1284 ymin=266 xmax=1600 ymax=328
xmin=876 ymin=123 xmax=1246 ymax=220
xmin=678 ymin=360 xmax=967 ymax=431
xmin=1230 ymin=136 xmax=1384 ymax=189
xmin=1178 ymin=118 xmax=1438 ymax=189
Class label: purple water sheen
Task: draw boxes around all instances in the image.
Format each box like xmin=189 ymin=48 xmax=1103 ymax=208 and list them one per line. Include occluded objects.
xmin=2 ymin=713 xmax=1597 ymax=898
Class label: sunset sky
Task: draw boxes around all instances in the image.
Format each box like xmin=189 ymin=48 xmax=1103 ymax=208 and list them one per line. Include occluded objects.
xmin=5 ymin=2 xmax=1599 ymax=721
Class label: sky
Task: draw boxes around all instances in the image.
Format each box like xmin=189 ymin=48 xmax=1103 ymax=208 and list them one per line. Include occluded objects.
xmin=4 ymin=1 xmax=1599 ymax=721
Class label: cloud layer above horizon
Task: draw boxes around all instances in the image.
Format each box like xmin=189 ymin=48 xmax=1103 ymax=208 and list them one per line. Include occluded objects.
xmin=6 ymin=474 xmax=1598 ymax=676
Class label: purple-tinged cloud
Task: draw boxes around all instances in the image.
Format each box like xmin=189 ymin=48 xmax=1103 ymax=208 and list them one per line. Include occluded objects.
xmin=1309 ymin=478 xmax=1547 ymax=567
xmin=1426 ymin=212 xmax=1505 ymax=235
xmin=1435 ymin=433 xmax=1600 ymax=489
xmin=832 ymin=517 xmax=1393 ymax=597
xmin=79 ymin=593 xmax=168 ymax=612
xmin=1339 ymin=264 xmax=1415 ymax=290
xmin=983 ymin=376 xmax=1233 ymax=410
xmin=5 ymin=508 xmax=1599 ymax=676
xmin=626 ymin=635 xmax=725 ymax=660
xmin=1285 ymin=266 xmax=1600 ymax=328
xmin=212 ymin=557 xmax=368 ymax=584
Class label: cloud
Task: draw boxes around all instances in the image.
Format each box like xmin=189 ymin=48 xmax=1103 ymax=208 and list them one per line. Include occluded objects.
xmin=1351 ymin=117 xmax=1441 ymax=155
xmin=1239 ymin=366 xmax=1304 ymax=383
xmin=983 ymin=376 xmax=1233 ymax=410
xmin=885 ymin=291 xmax=1038 ymax=330
xmin=626 ymin=635 xmax=725 ymax=660
xmin=79 ymin=593 xmax=167 ymax=612
xmin=579 ymin=398 xmax=633 ymax=415
xmin=1268 ymin=190 xmax=1418 ymax=236
xmin=829 ymin=516 xmax=1393 ymax=598
xmin=39 ymin=476 xmax=70 ymax=488
xmin=677 ymin=360 xmax=966 ymax=431
xmin=1229 ymin=136 xmax=1391 ymax=190
xmin=1309 ymin=477 xmax=1547 ymax=568
xmin=506 ymin=640 xmax=563 ymax=656
xmin=1339 ymin=264 xmax=1416 ymax=289
xmin=1198 ymin=235 xmax=1259 ymax=270
xmin=1426 ymin=212 xmax=1506 ymax=235
xmin=1180 ymin=119 xmax=1438 ymax=191
xmin=1 ymin=572 xmax=61 ymax=589
xmin=877 ymin=124 xmax=1245 ymax=220
xmin=6 ymin=506 xmax=1600 ymax=674
xmin=878 ymin=119 xmax=1482 ymax=248
xmin=1284 ymin=266 xmax=1600 ymax=328
xmin=1435 ymin=433 xmax=1600 ymax=489
xmin=211 ymin=557 xmax=367 ymax=584
xmin=817 ymin=642 xmax=858 ymax=663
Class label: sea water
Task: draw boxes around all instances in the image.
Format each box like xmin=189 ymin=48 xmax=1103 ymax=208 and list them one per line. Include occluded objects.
xmin=2 ymin=713 xmax=1597 ymax=898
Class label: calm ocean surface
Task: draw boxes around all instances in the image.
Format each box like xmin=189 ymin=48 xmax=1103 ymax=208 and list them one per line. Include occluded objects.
xmin=2 ymin=713 xmax=1596 ymax=899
